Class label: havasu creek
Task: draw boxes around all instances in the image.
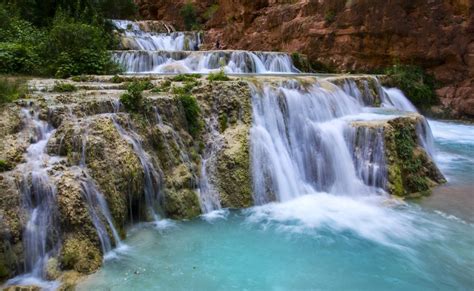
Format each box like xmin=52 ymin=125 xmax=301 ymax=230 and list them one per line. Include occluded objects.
xmin=0 ymin=4 xmax=473 ymax=291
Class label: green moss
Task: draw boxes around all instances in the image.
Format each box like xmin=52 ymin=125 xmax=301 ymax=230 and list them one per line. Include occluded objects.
xmin=60 ymin=235 xmax=101 ymax=273
xmin=391 ymin=119 xmax=430 ymax=194
xmin=53 ymin=82 xmax=77 ymax=92
xmin=164 ymin=189 xmax=201 ymax=219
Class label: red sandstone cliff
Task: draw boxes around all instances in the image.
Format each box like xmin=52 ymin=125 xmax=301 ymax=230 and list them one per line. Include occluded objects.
xmin=135 ymin=0 xmax=473 ymax=118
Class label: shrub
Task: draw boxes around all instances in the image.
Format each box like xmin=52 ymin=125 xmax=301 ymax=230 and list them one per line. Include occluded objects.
xmin=207 ymin=70 xmax=230 ymax=81
xmin=53 ymin=82 xmax=77 ymax=92
xmin=171 ymin=74 xmax=201 ymax=82
xmin=120 ymin=80 xmax=152 ymax=111
xmin=0 ymin=77 xmax=28 ymax=104
xmin=0 ymin=160 xmax=11 ymax=172
xmin=178 ymin=94 xmax=202 ymax=137
xmin=0 ymin=43 xmax=40 ymax=74
xmin=180 ymin=2 xmax=198 ymax=30
xmin=111 ymin=75 xmax=124 ymax=83
xmin=384 ymin=64 xmax=437 ymax=108
xmin=43 ymin=15 xmax=121 ymax=78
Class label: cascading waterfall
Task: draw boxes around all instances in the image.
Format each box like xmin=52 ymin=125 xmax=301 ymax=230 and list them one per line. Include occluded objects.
xmin=8 ymin=108 xmax=59 ymax=285
xmin=250 ymin=80 xmax=388 ymax=203
xmin=79 ymin=173 xmax=124 ymax=259
xmin=381 ymin=87 xmax=418 ymax=112
xmin=76 ymin=132 xmax=124 ymax=258
xmin=153 ymin=107 xmax=198 ymax=184
xmin=113 ymin=50 xmax=299 ymax=74
xmin=111 ymin=19 xmax=201 ymax=51
xmin=198 ymin=117 xmax=224 ymax=213
xmin=112 ymin=112 xmax=164 ymax=220
xmin=349 ymin=126 xmax=387 ymax=189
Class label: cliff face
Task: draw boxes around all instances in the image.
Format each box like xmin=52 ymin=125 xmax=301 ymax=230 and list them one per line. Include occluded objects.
xmin=135 ymin=0 xmax=473 ymax=118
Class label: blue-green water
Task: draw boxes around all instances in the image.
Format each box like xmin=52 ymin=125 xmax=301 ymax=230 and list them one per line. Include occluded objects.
xmin=78 ymin=120 xmax=474 ymax=291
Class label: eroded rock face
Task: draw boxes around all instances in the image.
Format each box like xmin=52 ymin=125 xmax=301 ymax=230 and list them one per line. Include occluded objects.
xmin=137 ymin=0 xmax=473 ymax=118
xmin=352 ymin=114 xmax=446 ymax=197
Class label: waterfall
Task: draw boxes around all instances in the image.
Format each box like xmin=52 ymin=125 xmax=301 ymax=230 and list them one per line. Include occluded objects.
xmin=381 ymin=87 xmax=418 ymax=112
xmin=79 ymin=174 xmax=123 ymax=257
xmin=7 ymin=108 xmax=59 ymax=285
xmin=349 ymin=126 xmax=387 ymax=190
xmin=250 ymin=80 xmax=385 ymax=204
xmin=111 ymin=20 xmax=200 ymax=51
xmin=198 ymin=117 xmax=224 ymax=213
xmin=112 ymin=114 xmax=164 ymax=220
xmin=112 ymin=50 xmax=298 ymax=74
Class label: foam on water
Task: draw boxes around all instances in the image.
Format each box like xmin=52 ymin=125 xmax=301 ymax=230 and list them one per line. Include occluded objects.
xmin=245 ymin=194 xmax=431 ymax=249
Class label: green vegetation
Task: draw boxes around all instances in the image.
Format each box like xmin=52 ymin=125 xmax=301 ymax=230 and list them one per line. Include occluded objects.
xmin=0 ymin=1 xmax=136 ymax=77
xmin=0 ymin=160 xmax=10 ymax=172
xmin=218 ymin=113 xmax=228 ymax=132
xmin=151 ymin=80 xmax=172 ymax=93
xmin=324 ymin=10 xmax=336 ymax=23
xmin=384 ymin=64 xmax=437 ymax=108
xmin=203 ymin=4 xmax=219 ymax=20
xmin=171 ymin=74 xmax=201 ymax=82
xmin=120 ymin=80 xmax=154 ymax=111
xmin=111 ymin=75 xmax=125 ymax=83
xmin=180 ymin=2 xmax=198 ymax=30
xmin=207 ymin=70 xmax=230 ymax=81
xmin=393 ymin=122 xmax=429 ymax=194
xmin=0 ymin=77 xmax=28 ymax=104
xmin=178 ymin=94 xmax=203 ymax=137
xmin=53 ymin=82 xmax=77 ymax=92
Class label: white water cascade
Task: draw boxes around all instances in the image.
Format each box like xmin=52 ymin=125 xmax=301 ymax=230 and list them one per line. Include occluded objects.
xmin=111 ymin=19 xmax=201 ymax=51
xmin=7 ymin=108 xmax=60 ymax=288
xmin=250 ymin=80 xmax=390 ymax=204
xmin=198 ymin=117 xmax=224 ymax=213
xmin=111 ymin=20 xmax=298 ymax=74
xmin=112 ymin=113 xmax=164 ymax=221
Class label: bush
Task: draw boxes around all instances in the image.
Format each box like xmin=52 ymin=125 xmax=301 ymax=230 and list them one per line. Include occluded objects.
xmin=0 ymin=43 xmax=40 ymax=74
xmin=178 ymin=94 xmax=202 ymax=137
xmin=0 ymin=77 xmax=28 ymax=104
xmin=180 ymin=2 xmax=198 ymax=30
xmin=384 ymin=64 xmax=437 ymax=108
xmin=111 ymin=75 xmax=125 ymax=83
xmin=0 ymin=160 xmax=11 ymax=172
xmin=120 ymin=80 xmax=153 ymax=111
xmin=171 ymin=74 xmax=201 ymax=82
xmin=207 ymin=70 xmax=230 ymax=81
xmin=53 ymin=82 xmax=77 ymax=92
xmin=43 ymin=15 xmax=121 ymax=78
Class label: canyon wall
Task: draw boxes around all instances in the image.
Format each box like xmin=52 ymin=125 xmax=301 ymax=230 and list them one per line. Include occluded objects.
xmin=135 ymin=0 xmax=473 ymax=118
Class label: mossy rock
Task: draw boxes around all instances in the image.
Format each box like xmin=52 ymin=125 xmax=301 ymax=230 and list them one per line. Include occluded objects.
xmin=60 ymin=234 xmax=101 ymax=274
xmin=164 ymin=189 xmax=201 ymax=219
